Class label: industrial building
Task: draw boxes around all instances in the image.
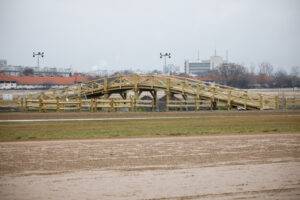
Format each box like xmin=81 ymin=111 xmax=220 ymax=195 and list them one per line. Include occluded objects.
xmin=0 ymin=60 xmax=7 ymax=67
xmin=184 ymin=60 xmax=211 ymax=75
xmin=0 ymin=60 xmax=72 ymax=77
xmin=184 ymin=53 xmax=224 ymax=75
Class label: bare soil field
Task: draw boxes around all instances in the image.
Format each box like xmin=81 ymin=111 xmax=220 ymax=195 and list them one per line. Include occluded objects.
xmin=0 ymin=134 xmax=299 ymax=199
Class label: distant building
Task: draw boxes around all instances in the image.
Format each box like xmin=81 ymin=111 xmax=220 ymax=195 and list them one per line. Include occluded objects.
xmin=0 ymin=74 xmax=89 ymax=90
xmin=0 ymin=60 xmax=7 ymax=67
xmin=185 ymin=52 xmax=224 ymax=75
xmin=210 ymin=55 xmax=223 ymax=69
xmin=184 ymin=60 xmax=211 ymax=75
xmin=0 ymin=63 xmax=72 ymax=77
xmin=0 ymin=65 xmax=24 ymax=76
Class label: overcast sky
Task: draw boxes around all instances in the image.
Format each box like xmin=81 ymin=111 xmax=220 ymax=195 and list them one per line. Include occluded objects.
xmin=0 ymin=0 xmax=299 ymax=72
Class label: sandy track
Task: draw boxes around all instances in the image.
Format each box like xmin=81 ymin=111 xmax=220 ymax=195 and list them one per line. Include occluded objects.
xmin=0 ymin=134 xmax=300 ymax=199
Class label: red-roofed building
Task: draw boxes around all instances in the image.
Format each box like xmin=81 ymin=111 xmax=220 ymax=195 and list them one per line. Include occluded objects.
xmin=0 ymin=74 xmax=89 ymax=89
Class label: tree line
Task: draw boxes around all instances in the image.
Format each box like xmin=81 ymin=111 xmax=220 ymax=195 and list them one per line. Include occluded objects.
xmin=208 ymin=63 xmax=300 ymax=88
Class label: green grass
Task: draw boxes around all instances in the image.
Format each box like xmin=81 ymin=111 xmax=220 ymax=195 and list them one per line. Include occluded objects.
xmin=0 ymin=113 xmax=299 ymax=141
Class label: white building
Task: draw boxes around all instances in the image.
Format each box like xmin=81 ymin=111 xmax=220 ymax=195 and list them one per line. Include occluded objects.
xmin=184 ymin=60 xmax=211 ymax=75
xmin=185 ymin=52 xmax=224 ymax=75
xmin=210 ymin=55 xmax=223 ymax=69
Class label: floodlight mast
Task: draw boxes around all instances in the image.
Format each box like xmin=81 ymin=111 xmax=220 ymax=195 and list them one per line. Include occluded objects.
xmin=33 ymin=51 xmax=44 ymax=68
xmin=160 ymin=53 xmax=171 ymax=75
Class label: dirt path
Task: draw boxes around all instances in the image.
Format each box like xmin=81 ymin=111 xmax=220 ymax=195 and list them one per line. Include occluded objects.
xmin=1 ymin=110 xmax=299 ymax=120
xmin=0 ymin=113 xmax=299 ymax=123
xmin=0 ymin=134 xmax=300 ymax=199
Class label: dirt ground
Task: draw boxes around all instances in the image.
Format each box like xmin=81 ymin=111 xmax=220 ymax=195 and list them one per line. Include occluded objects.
xmin=0 ymin=110 xmax=299 ymax=120
xmin=0 ymin=134 xmax=299 ymax=199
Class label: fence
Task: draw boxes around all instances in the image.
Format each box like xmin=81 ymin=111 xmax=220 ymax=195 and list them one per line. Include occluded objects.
xmin=0 ymin=96 xmax=300 ymax=112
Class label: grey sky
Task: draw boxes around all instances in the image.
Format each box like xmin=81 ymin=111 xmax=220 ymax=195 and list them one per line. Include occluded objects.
xmin=0 ymin=0 xmax=299 ymax=72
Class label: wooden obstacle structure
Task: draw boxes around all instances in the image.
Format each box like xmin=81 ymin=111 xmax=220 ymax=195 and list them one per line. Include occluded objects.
xmin=16 ymin=74 xmax=281 ymax=112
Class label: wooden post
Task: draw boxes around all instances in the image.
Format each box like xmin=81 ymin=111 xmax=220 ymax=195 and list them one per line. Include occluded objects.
xmin=90 ymin=99 xmax=94 ymax=112
xmin=243 ymin=91 xmax=248 ymax=110
xmin=182 ymin=79 xmax=186 ymax=95
xmin=182 ymin=94 xmax=187 ymax=111
xmin=24 ymin=97 xmax=28 ymax=112
xmin=130 ymin=96 xmax=134 ymax=112
xmin=275 ymin=95 xmax=279 ymax=109
xmin=56 ymin=97 xmax=60 ymax=112
xmin=182 ymin=80 xmax=187 ymax=111
xmin=150 ymin=90 xmax=157 ymax=111
xmin=259 ymin=94 xmax=263 ymax=110
xmin=110 ymin=99 xmax=114 ymax=112
xmin=196 ymin=84 xmax=201 ymax=111
xmin=227 ymin=90 xmax=231 ymax=110
xmin=104 ymin=77 xmax=108 ymax=94
xmin=195 ymin=96 xmax=199 ymax=111
xmin=39 ymin=96 xmax=43 ymax=112
xmin=134 ymin=74 xmax=138 ymax=92
xmin=210 ymin=87 xmax=216 ymax=110
xmin=151 ymin=75 xmax=155 ymax=89
xmin=20 ymin=98 xmax=24 ymax=111
xmin=293 ymin=96 xmax=296 ymax=109
xmin=166 ymin=78 xmax=171 ymax=111
xmin=119 ymin=75 xmax=122 ymax=89
xmin=166 ymin=93 xmax=170 ymax=112
xmin=78 ymin=97 xmax=82 ymax=112
xmin=95 ymin=98 xmax=98 ymax=112
xmin=132 ymin=75 xmax=139 ymax=112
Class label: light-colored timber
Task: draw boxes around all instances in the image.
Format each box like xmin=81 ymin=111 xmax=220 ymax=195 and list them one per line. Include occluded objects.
xmin=18 ymin=74 xmax=280 ymax=111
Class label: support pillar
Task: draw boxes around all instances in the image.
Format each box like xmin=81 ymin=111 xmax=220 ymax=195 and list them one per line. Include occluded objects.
xmin=210 ymin=87 xmax=216 ymax=110
xmin=38 ymin=96 xmax=43 ymax=112
xmin=166 ymin=92 xmax=170 ymax=112
xmin=150 ymin=90 xmax=157 ymax=112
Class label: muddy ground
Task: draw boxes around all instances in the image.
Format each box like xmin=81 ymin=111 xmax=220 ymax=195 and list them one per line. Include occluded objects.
xmin=0 ymin=134 xmax=299 ymax=199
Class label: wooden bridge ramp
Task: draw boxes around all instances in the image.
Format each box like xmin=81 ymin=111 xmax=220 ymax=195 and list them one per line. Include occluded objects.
xmin=24 ymin=75 xmax=278 ymax=111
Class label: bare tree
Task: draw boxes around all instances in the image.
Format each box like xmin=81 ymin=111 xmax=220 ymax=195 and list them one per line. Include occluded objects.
xmin=273 ymin=70 xmax=291 ymax=88
xmin=290 ymin=66 xmax=299 ymax=77
xmin=215 ymin=63 xmax=250 ymax=88
xmin=259 ymin=62 xmax=273 ymax=76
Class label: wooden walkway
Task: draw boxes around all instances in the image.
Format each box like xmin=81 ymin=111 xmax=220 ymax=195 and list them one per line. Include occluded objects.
xmin=18 ymin=75 xmax=280 ymax=111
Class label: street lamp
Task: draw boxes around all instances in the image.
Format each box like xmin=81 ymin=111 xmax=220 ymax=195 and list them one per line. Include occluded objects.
xmin=160 ymin=53 xmax=171 ymax=75
xmin=33 ymin=51 xmax=44 ymax=68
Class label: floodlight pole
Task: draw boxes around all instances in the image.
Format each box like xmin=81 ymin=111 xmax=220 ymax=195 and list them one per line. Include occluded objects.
xmin=160 ymin=53 xmax=171 ymax=75
xmin=33 ymin=51 xmax=44 ymax=68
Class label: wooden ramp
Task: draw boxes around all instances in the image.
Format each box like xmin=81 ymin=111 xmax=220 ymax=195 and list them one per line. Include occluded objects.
xmin=21 ymin=75 xmax=278 ymax=111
